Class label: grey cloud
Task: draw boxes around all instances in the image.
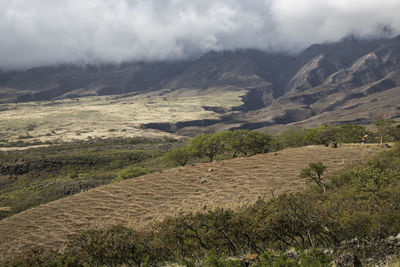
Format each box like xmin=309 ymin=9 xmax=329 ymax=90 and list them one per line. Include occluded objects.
xmin=1 ymin=0 xmax=400 ymax=70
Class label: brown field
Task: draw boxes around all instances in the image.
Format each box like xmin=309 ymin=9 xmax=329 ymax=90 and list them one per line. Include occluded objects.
xmin=0 ymin=144 xmax=384 ymax=261
xmin=0 ymin=88 xmax=246 ymax=149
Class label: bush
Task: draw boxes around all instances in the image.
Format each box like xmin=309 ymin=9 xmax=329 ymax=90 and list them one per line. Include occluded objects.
xmin=165 ymin=147 xmax=192 ymax=166
xmin=299 ymin=162 xmax=327 ymax=192
xmin=349 ymin=167 xmax=399 ymax=195
xmin=375 ymin=118 xmax=396 ymax=144
xmin=298 ymin=249 xmax=331 ymax=267
xmin=272 ymin=128 xmax=308 ymax=149
xmin=185 ymin=130 xmax=272 ymax=162
xmin=114 ymin=166 xmax=148 ymax=181
xmin=304 ymin=124 xmax=368 ymax=145
xmin=66 ymin=225 xmax=147 ymax=266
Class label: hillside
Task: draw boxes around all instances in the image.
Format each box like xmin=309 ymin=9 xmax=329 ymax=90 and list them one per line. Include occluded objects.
xmin=0 ymin=144 xmax=384 ymax=261
xmin=1 ymin=36 xmax=400 ymax=137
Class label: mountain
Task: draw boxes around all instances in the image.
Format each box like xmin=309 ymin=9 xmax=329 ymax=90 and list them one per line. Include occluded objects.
xmin=1 ymin=36 xmax=399 ymax=133
xmin=0 ymin=61 xmax=191 ymax=102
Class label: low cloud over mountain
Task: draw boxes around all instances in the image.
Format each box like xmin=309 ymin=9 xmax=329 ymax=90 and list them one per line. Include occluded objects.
xmin=1 ymin=0 xmax=400 ymax=70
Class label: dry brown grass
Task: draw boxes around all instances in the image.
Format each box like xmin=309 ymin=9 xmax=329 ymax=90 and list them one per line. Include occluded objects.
xmin=0 ymin=88 xmax=246 ymax=149
xmin=0 ymin=144 xmax=384 ymax=261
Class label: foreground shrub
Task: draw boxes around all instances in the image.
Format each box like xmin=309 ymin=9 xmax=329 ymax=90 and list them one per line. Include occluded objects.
xmin=66 ymin=225 xmax=147 ymax=266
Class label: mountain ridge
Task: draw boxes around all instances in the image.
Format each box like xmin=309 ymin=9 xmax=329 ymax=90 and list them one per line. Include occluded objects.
xmin=1 ymin=36 xmax=399 ymax=134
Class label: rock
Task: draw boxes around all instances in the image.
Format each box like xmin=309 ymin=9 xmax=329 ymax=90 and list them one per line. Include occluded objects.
xmin=200 ymin=178 xmax=207 ymax=184
xmin=386 ymin=235 xmax=396 ymax=245
xmin=336 ymin=253 xmax=362 ymax=267
xmin=323 ymin=249 xmax=333 ymax=255
xmin=208 ymin=168 xmax=214 ymax=172
xmin=380 ymin=144 xmax=392 ymax=148
xmin=349 ymin=237 xmax=359 ymax=244
xmin=285 ymin=249 xmax=299 ymax=259
xmin=386 ymin=234 xmax=400 ymax=246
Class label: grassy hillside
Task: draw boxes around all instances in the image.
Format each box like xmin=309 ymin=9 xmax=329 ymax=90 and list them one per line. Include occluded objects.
xmin=0 ymin=137 xmax=179 ymax=220
xmin=4 ymin=143 xmax=400 ymax=266
xmin=0 ymin=144 xmax=386 ymax=263
xmin=0 ymin=88 xmax=246 ymax=148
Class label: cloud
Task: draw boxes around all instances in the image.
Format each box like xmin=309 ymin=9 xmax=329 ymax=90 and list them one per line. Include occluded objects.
xmin=1 ymin=0 xmax=400 ymax=70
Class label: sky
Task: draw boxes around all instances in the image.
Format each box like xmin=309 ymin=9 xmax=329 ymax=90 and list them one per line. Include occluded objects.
xmin=1 ymin=0 xmax=400 ymax=70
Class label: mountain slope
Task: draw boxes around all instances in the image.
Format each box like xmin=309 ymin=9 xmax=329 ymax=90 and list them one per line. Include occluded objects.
xmin=1 ymin=36 xmax=400 ymax=134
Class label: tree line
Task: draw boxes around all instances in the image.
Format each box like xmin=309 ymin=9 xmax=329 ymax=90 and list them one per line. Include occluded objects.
xmin=166 ymin=122 xmax=400 ymax=166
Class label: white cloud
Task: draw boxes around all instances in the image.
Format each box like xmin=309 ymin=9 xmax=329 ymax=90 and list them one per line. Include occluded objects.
xmin=1 ymin=0 xmax=399 ymax=70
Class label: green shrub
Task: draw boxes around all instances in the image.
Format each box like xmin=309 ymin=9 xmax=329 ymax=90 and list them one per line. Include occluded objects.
xmin=303 ymin=124 xmax=369 ymax=145
xmin=299 ymin=249 xmax=331 ymax=267
xmin=375 ymin=118 xmax=396 ymax=144
xmin=66 ymin=225 xmax=147 ymax=266
xmin=114 ymin=166 xmax=148 ymax=181
xmin=349 ymin=167 xmax=399 ymax=195
xmin=203 ymin=250 xmax=242 ymax=267
xmin=299 ymin=162 xmax=327 ymax=192
xmin=272 ymin=128 xmax=308 ymax=149
xmin=185 ymin=130 xmax=272 ymax=162
xmin=165 ymin=147 xmax=192 ymax=166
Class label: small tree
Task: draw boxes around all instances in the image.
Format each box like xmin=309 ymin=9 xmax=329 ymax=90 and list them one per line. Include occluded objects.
xmin=299 ymin=162 xmax=327 ymax=192
xmin=336 ymin=124 xmax=368 ymax=144
xmin=246 ymin=131 xmax=272 ymax=155
xmin=165 ymin=147 xmax=191 ymax=167
xmin=274 ymin=128 xmax=308 ymax=149
xmin=188 ymin=133 xmax=226 ymax=162
xmin=375 ymin=118 xmax=395 ymax=144
xmin=304 ymin=125 xmax=335 ymax=145
xmin=224 ymin=130 xmax=248 ymax=158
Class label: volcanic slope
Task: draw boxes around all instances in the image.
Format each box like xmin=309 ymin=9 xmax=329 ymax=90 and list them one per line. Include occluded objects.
xmin=0 ymin=144 xmax=384 ymax=260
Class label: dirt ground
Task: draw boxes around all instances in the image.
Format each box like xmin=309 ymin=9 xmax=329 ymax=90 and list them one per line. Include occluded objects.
xmin=0 ymin=144 xmax=384 ymax=261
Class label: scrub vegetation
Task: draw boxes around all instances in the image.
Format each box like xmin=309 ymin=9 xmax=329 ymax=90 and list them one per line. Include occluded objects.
xmin=1 ymin=122 xmax=400 ymax=265
xmin=6 ymin=143 xmax=400 ymax=266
